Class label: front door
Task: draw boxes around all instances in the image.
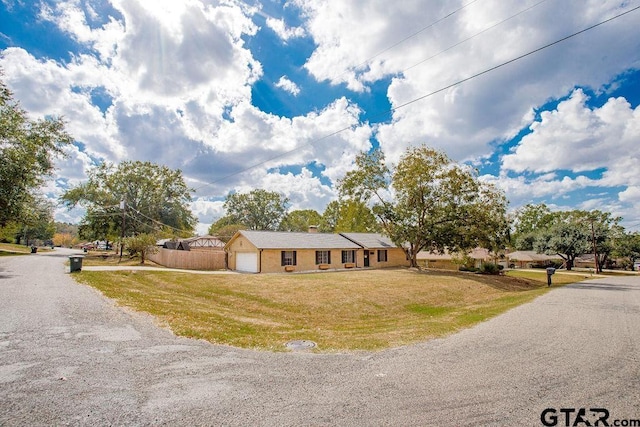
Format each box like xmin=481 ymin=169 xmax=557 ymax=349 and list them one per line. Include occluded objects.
xmin=364 ymin=251 xmax=370 ymax=267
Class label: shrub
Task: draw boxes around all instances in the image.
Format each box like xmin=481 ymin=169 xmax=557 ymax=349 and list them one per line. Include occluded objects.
xmin=479 ymin=263 xmax=501 ymax=275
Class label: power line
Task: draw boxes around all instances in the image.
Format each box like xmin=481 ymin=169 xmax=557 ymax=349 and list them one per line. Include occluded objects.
xmin=328 ymin=0 xmax=483 ymax=83
xmin=393 ymin=4 xmax=640 ymax=111
xmin=193 ymin=4 xmax=640 ymax=194
xmin=191 ymin=0 xmax=487 ymax=170
xmin=401 ymin=0 xmax=551 ymax=74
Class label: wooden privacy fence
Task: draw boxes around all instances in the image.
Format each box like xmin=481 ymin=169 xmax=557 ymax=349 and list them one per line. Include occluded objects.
xmin=147 ymin=248 xmax=227 ymax=271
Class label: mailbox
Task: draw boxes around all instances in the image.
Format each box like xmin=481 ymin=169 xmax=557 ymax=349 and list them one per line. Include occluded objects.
xmin=546 ymin=267 xmax=555 ymax=287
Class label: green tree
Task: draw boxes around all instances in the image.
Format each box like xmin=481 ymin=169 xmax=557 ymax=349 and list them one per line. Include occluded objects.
xmin=0 ymin=76 xmax=73 ymax=226
xmin=62 ymin=161 xmax=197 ymax=242
xmin=208 ymin=216 xmax=246 ymax=242
xmin=17 ymin=196 xmax=56 ymax=246
xmin=319 ymin=200 xmax=341 ymax=233
xmin=339 ymin=146 xmax=509 ymax=267
xmin=613 ymin=231 xmax=640 ymax=270
xmin=279 ymin=209 xmax=322 ymax=232
xmin=512 ymin=203 xmax=554 ymax=250
xmin=224 ymin=189 xmax=288 ymax=230
xmin=319 ymin=200 xmax=379 ymax=233
xmin=533 ymin=209 xmax=620 ymax=272
xmin=123 ymin=233 xmax=158 ymax=264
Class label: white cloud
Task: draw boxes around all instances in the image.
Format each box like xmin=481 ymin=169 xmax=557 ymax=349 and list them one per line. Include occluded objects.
xmin=275 ymin=76 xmax=300 ymax=96
xmin=3 ymin=0 xmax=640 ymax=232
xmin=501 ymin=90 xmax=639 ymax=175
xmin=296 ymin=0 xmax=640 ymax=162
xmin=619 ymin=186 xmax=640 ymax=204
xmin=265 ymin=17 xmax=305 ymax=41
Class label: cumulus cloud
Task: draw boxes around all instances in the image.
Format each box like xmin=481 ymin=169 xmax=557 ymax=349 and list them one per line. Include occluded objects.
xmin=296 ymin=0 xmax=639 ymax=162
xmin=275 ymin=76 xmax=300 ymax=96
xmin=501 ymin=90 xmax=639 ymax=175
xmin=265 ymin=17 xmax=305 ymax=41
xmin=3 ymin=0 xmax=640 ymax=231
xmin=499 ymin=90 xmax=640 ymax=199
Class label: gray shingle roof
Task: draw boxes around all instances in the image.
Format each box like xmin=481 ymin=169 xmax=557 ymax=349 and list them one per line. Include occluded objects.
xmin=239 ymin=230 xmax=362 ymax=249
xmin=339 ymin=233 xmax=397 ymax=249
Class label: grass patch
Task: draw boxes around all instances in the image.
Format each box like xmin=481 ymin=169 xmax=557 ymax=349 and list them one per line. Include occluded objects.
xmin=80 ymin=251 xmax=158 ymax=267
xmin=73 ymin=268 xmax=585 ymax=352
xmin=0 ymin=243 xmax=43 ymax=255
xmin=506 ymin=269 xmax=595 ymax=284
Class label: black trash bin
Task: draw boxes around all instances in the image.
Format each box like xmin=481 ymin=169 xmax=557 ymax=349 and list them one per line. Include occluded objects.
xmin=69 ymin=255 xmax=84 ymax=273
xmin=30 ymin=246 xmax=38 ymax=253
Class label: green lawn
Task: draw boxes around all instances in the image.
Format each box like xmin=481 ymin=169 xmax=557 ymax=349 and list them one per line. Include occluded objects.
xmin=73 ymin=267 xmax=586 ymax=352
xmin=0 ymin=243 xmax=34 ymax=255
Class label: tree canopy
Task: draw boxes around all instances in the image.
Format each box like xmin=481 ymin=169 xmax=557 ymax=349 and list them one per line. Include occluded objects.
xmin=208 ymin=216 xmax=246 ymax=242
xmin=613 ymin=231 xmax=640 ymax=270
xmin=533 ymin=209 xmax=621 ymax=271
xmin=223 ymin=189 xmax=289 ymax=231
xmin=319 ymin=200 xmax=380 ymax=233
xmin=0 ymin=76 xmax=72 ymax=227
xmin=279 ymin=209 xmax=322 ymax=232
xmin=339 ymin=146 xmax=509 ymax=267
xmin=61 ymin=161 xmax=196 ymax=241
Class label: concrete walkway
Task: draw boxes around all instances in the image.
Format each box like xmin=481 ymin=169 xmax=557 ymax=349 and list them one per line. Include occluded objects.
xmin=1 ymin=248 xmax=639 ymax=426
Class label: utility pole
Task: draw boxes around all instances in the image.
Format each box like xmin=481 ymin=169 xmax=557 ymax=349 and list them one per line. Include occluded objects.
xmin=589 ymin=216 xmax=599 ymax=274
xmin=119 ymin=199 xmax=126 ymax=261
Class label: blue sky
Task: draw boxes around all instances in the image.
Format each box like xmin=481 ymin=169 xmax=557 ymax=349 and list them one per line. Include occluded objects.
xmin=1 ymin=0 xmax=639 ymax=233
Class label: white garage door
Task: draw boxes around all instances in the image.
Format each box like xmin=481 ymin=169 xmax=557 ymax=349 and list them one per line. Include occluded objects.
xmin=236 ymin=252 xmax=258 ymax=273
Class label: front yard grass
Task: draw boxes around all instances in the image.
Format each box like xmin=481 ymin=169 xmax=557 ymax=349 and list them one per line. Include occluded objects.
xmin=74 ymin=268 xmax=585 ymax=352
xmin=0 ymin=243 xmax=48 ymax=255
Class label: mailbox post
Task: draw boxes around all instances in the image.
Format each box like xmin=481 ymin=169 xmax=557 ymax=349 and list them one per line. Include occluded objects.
xmin=546 ymin=267 xmax=556 ymax=287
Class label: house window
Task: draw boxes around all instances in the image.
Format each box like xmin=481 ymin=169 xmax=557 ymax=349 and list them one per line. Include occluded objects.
xmin=281 ymin=251 xmax=297 ymax=266
xmin=378 ymin=250 xmax=388 ymax=262
xmin=342 ymin=250 xmax=355 ymax=264
xmin=316 ymin=250 xmax=331 ymax=265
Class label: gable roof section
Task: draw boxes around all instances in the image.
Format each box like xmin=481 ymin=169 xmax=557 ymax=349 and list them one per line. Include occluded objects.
xmin=340 ymin=233 xmax=397 ymax=249
xmin=235 ymin=230 xmax=362 ymax=250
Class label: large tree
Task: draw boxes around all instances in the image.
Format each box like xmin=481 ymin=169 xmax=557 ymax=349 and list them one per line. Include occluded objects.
xmin=0 ymin=77 xmax=72 ymax=226
xmin=16 ymin=196 xmax=56 ymax=246
xmin=224 ymin=189 xmax=289 ymax=230
xmin=279 ymin=209 xmax=322 ymax=232
xmin=339 ymin=146 xmax=509 ymax=267
xmin=319 ymin=200 xmax=380 ymax=233
xmin=208 ymin=215 xmax=246 ymax=242
xmin=533 ymin=209 xmax=620 ymax=272
xmin=62 ymin=161 xmax=196 ymax=241
xmin=613 ymin=231 xmax=640 ymax=270
xmin=512 ymin=203 xmax=555 ymax=250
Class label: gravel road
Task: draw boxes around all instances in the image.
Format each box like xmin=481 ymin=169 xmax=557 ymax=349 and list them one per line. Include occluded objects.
xmin=1 ymin=248 xmax=639 ymax=426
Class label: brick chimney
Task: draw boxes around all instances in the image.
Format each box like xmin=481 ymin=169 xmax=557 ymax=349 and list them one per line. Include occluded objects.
xmin=308 ymin=225 xmax=318 ymax=233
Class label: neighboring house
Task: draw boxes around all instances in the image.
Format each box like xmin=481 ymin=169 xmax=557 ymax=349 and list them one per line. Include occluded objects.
xmin=506 ymin=250 xmax=562 ymax=269
xmin=416 ymin=248 xmax=495 ymax=270
xmin=224 ymin=230 xmax=409 ymax=273
xmin=182 ymin=235 xmax=226 ymax=251
xmin=156 ymin=235 xmax=225 ymax=251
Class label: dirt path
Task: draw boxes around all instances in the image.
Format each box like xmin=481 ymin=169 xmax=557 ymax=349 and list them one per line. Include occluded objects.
xmin=1 ymin=248 xmax=639 ymax=426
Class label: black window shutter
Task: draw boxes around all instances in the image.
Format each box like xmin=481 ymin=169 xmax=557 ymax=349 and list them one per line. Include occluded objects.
xmin=293 ymin=251 xmax=297 ymax=266
xmin=328 ymin=251 xmax=331 ymax=264
xmin=281 ymin=251 xmax=285 ymax=266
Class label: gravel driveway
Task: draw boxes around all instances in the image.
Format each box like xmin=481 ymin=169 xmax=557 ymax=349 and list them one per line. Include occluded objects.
xmin=1 ymin=248 xmax=639 ymax=426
